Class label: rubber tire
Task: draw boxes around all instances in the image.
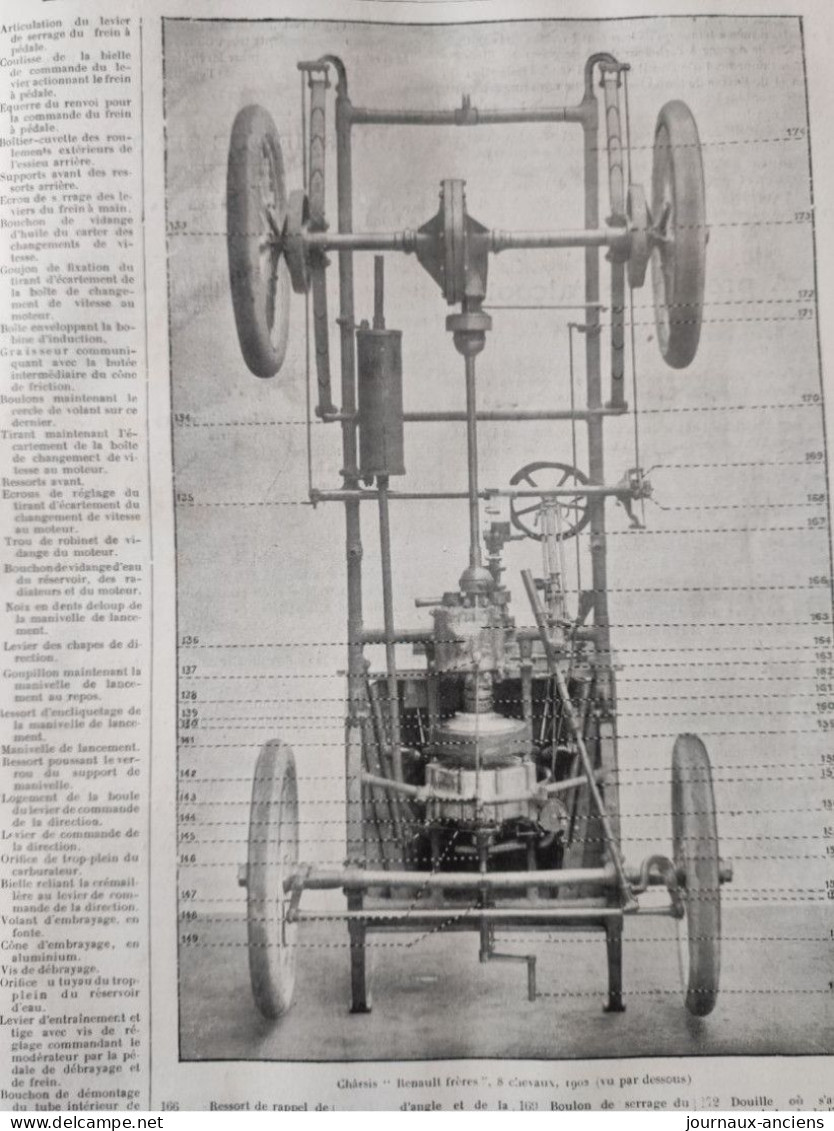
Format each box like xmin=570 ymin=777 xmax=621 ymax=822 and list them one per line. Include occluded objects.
xmin=672 ymin=733 xmax=721 ymax=1016
xmin=227 ymin=106 xmax=290 ymax=378
xmin=650 ymin=101 xmax=706 ymax=370
xmin=247 ymin=740 xmax=299 ymax=1019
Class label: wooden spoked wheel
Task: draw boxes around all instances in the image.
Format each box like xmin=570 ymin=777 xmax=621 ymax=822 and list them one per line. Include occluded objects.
xmin=650 ymin=101 xmax=707 ymax=369
xmin=672 ymin=733 xmax=721 ymax=1016
xmin=227 ymin=105 xmax=291 ymax=377
xmin=247 ymin=740 xmax=299 ymax=1018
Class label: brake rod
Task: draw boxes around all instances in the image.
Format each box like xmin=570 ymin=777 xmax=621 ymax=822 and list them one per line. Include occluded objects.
xmin=521 ymin=569 xmax=637 ymax=911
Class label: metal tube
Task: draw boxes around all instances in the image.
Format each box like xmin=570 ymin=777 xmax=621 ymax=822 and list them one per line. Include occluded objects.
xmin=581 ymin=77 xmax=608 ymax=643
xmin=307 ymin=75 xmax=336 ymax=417
xmin=306 ymin=230 xmax=422 ymax=253
xmin=476 ymin=830 xmax=489 ymax=958
xmin=610 ymin=261 xmax=627 ymax=410
xmin=402 ymin=407 xmax=626 ymax=422
xmin=314 ymin=485 xmax=628 ymax=503
xmin=425 ymin=644 xmax=440 ymax=749
xmin=360 ymin=768 xmax=603 ymax=805
xmin=521 ymin=570 xmax=558 ymax=667
xmin=601 ymin=69 xmax=626 ymax=220
xmin=317 ymin=406 xmax=629 ymax=423
xmin=297 ymin=894 xmax=611 ymax=913
xmin=463 ymin=353 xmax=482 ymax=568
xmin=359 ymin=675 xmax=398 ymax=870
xmin=601 ymin=66 xmax=627 ymax=410
xmin=520 ymin=638 xmax=533 ymax=725
xmin=335 ymin=84 xmax=365 ymax=867
xmin=582 ymin=65 xmax=622 ymax=866
xmin=515 ymin=625 xmax=597 ymax=643
xmin=361 ymin=625 xmax=598 ymax=646
xmin=544 ymin=771 xmax=605 ymax=796
xmin=363 ymin=628 xmax=436 ymax=645
xmin=296 ymin=907 xmax=624 ymax=925
xmin=491 ymin=228 xmax=625 ymax=252
xmin=377 ymin=476 xmax=403 ymax=782
xmin=348 ymin=104 xmax=585 ymax=126
xmin=362 ymin=770 xmax=424 ymax=799
xmin=304 ymin=227 xmax=625 ymax=255
xmin=502 ymin=486 xmax=623 ymax=497
xmin=365 ymin=673 xmax=404 ymax=846
xmin=373 ymin=255 xmax=385 ymax=330
xmin=289 ymin=864 xmax=616 ymax=892
xmin=581 ymin=70 xmax=621 ymax=896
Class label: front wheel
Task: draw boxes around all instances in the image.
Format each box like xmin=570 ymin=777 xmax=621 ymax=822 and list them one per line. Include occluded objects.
xmin=247 ymin=739 xmax=299 ymax=1018
xmin=672 ymin=733 xmax=721 ymax=1016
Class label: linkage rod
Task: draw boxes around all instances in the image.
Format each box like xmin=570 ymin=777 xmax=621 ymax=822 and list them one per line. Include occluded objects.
xmin=312 ymin=485 xmax=630 ymax=503
xmin=361 ymin=768 xmax=604 ymax=804
xmin=377 ymin=475 xmax=403 ymax=781
xmin=296 ymin=908 xmax=623 ymax=924
xmin=402 ymin=407 xmax=626 ymax=422
xmin=601 ymin=65 xmax=627 ymax=409
xmin=348 ymin=104 xmax=585 ymax=126
xmin=333 ymin=76 xmax=365 ymax=869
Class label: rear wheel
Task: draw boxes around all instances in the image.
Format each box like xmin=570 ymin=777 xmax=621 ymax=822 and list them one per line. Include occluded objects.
xmin=247 ymin=740 xmax=299 ymax=1018
xmin=227 ymin=105 xmax=291 ymax=377
xmin=672 ymin=733 xmax=721 ymax=1016
xmin=650 ymin=101 xmax=706 ymax=369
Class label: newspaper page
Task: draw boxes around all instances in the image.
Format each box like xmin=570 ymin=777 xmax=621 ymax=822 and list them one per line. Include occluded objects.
xmin=1 ymin=0 xmax=834 ymax=1117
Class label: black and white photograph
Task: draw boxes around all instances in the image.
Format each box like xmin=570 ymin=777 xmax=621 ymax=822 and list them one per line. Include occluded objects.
xmin=164 ymin=15 xmax=833 ymax=1064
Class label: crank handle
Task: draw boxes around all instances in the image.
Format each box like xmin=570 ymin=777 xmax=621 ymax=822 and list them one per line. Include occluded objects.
xmin=482 ymin=950 xmax=537 ymax=1002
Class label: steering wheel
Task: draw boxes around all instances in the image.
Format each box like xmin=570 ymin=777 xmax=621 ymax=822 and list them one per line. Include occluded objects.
xmin=509 ymin=461 xmax=592 ymax=542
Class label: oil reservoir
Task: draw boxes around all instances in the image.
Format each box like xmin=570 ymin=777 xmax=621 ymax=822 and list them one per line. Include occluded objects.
xmin=357 ymin=258 xmax=405 ymax=479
